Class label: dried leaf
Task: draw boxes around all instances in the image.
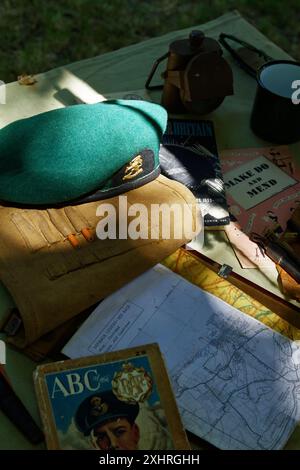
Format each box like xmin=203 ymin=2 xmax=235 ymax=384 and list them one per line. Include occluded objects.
xmin=18 ymin=74 xmax=37 ymax=86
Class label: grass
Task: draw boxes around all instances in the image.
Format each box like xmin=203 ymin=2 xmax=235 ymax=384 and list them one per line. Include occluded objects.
xmin=0 ymin=0 xmax=299 ymax=83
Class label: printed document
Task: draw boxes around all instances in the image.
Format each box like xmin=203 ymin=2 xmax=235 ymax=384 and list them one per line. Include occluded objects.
xmin=63 ymin=265 xmax=300 ymax=450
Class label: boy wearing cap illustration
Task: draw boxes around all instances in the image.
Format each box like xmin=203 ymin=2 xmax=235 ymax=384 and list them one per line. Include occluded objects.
xmin=75 ymin=390 xmax=140 ymax=450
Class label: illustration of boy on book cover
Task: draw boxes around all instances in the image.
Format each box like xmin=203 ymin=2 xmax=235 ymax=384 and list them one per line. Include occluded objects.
xmin=40 ymin=354 xmax=175 ymax=450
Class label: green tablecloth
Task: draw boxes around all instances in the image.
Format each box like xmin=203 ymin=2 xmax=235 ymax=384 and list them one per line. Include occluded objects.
xmin=0 ymin=10 xmax=299 ymax=450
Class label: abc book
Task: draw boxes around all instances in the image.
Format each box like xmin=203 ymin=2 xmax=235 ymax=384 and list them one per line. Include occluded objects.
xmin=34 ymin=343 xmax=189 ymax=450
xmin=160 ymin=118 xmax=230 ymax=227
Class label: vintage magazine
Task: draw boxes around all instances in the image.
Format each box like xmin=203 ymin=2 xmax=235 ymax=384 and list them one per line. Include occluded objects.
xmin=34 ymin=343 xmax=190 ymax=450
xmin=221 ymin=146 xmax=300 ymax=236
xmin=160 ymin=118 xmax=230 ymax=227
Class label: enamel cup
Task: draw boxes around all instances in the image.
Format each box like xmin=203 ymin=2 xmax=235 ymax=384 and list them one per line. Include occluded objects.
xmin=250 ymin=60 xmax=300 ymax=144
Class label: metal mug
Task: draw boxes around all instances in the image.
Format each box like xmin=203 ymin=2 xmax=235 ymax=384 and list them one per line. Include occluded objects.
xmin=218 ymin=35 xmax=300 ymax=144
xmin=250 ymin=60 xmax=300 ymax=144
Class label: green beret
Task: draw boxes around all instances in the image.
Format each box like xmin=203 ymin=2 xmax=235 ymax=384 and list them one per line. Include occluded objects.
xmin=75 ymin=390 xmax=139 ymax=436
xmin=0 ymin=100 xmax=167 ymax=206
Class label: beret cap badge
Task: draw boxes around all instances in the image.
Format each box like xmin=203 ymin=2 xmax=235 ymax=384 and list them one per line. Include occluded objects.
xmin=122 ymin=155 xmax=144 ymax=181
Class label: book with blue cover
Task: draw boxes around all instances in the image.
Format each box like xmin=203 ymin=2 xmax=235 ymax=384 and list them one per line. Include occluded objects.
xmin=160 ymin=118 xmax=230 ymax=227
xmin=34 ymin=343 xmax=189 ymax=450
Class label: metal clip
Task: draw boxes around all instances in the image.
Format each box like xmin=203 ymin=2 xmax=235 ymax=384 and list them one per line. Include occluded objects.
xmin=217 ymin=264 xmax=233 ymax=279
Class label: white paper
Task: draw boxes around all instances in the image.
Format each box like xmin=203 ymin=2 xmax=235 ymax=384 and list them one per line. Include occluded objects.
xmin=63 ymin=265 xmax=300 ymax=450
